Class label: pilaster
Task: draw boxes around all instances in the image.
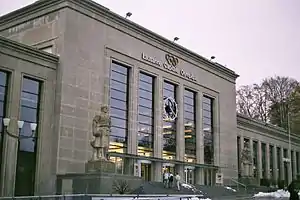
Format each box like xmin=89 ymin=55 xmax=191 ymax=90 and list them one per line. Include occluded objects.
xmin=288 ymin=150 xmax=292 ymax=183
xmin=176 ymin=84 xmax=184 ymax=161
xmin=249 ymin=139 xmax=254 ymax=176
xmin=153 ymin=75 xmax=163 ymax=159
xmin=196 ymin=93 xmax=203 ymax=164
xmin=280 ymin=148 xmax=284 ymax=181
xmin=292 ymin=151 xmax=297 ymax=179
xmin=127 ymin=66 xmax=138 ymax=155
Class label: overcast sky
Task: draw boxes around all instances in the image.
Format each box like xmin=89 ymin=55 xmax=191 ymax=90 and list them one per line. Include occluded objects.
xmin=1 ymin=0 xmax=299 ymax=87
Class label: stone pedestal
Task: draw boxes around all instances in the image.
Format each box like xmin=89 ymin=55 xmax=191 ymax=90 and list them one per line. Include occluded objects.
xmin=85 ymin=159 xmax=116 ymax=173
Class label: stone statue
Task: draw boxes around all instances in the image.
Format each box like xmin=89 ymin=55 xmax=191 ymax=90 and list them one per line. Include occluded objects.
xmin=241 ymin=141 xmax=253 ymax=177
xmin=90 ymin=105 xmax=111 ymax=161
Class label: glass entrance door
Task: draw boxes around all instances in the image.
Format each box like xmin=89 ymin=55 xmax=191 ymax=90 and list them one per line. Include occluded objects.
xmin=141 ymin=163 xmax=151 ymax=181
xmin=163 ymin=166 xmax=175 ymax=174
xmin=185 ymin=168 xmax=194 ymax=184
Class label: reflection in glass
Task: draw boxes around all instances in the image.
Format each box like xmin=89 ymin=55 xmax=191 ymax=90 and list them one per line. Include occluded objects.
xmin=109 ymin=62 xmax=129 ymax=153
xmin=184 ymin=89 xmax=196 ymax=163
xmin=109 ymin=156 xmax=124 ymax=174
xmin=15 ymin=77 xmax=41 ymax=196
xmin=162 ymin=81 xmax=176 ymax=160
xmin=203 ymin=96 xmax=213 ymax=164
xmin=138 ymin=72 xmax=154 ymax=157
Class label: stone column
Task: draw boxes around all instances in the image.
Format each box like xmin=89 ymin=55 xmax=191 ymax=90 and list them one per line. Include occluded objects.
xmin=152 ymin=162 xmax=162 ymax=182
xmin=280 ymin=148 xmax=284 ymax=181
xmin=127 ymin=66 xmax=138 ymax=155
xmin=273 ymin=145 xmax=278 ymax=182
xmin=176 ymin=84 xmax=184 ymax=161
xmin=1 ymin=71 xmax=22 ymax=196
xmin=153 ymin=75 xmax=163 ymax=159
xmin=258 ymin=141 xmax=262 ymax=179
xmin=195 ymin=168 xmax=204 ymax=185
xmin=292 ymin=151 xmax=297 ymax=179
xmin=288 ymin=150 xmax=292 ymax=183
xmin=249 ymin=139 xmax=254 ymax=176
xmin=266 ymin=144 xmax=270 ymax=179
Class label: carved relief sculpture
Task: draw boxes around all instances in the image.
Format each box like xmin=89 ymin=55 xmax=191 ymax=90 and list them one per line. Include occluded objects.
xmin=90 ymin=105 xmax=111 ymax=161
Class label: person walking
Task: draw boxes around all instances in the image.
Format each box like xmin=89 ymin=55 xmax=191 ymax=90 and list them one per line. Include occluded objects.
xmin=168 ymin=172 xmax=174 ymax=188
xmin=175 ymin=173 xmax=181 ymax=191
xmin=163 ymin=171 xmax=169 ymax=188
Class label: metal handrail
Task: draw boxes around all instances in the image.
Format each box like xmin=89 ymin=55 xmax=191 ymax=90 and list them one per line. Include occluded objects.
xmin=230 ymin=178 xmax=247 ymax=191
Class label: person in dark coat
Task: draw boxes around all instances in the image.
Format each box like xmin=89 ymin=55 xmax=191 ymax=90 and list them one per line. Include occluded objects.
xmin=288 ymin=180 xmax=299 ymax=200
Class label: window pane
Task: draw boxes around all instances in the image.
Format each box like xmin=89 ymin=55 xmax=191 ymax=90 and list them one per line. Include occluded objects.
xmin=139 ymin=81 xmax=153 ymax=92
xmin=110 ymin=98 xmax=127 ymax=109
xmin=112 ymin=62 xmax=128 ymax=75
xmin=0 ymin=72 xmax=7 ymax=86
xmin=111 ymin=127 xmax=126 ymax=138
xmin=138 ymin=123 xmax=153 ymax=133
xmin=138 ymin=106 xmax=153 ymax=117
xmin=111 ymin=71 xmax=127 ymax=83
xmin=21 ymin=92 xmax=39 ymax=108
xmin=0 ymin=86 xmax=5 ymax=101
xmin=138 ymin=115 xmax=153 ymax=126
xmin=110 ymin=80 xmax=127 ymax=91
xmin=22 ymin=78 xmax=39 ymax=94
xmin=110 ymin=89 xmax=127 ymax=101
xmin=111 ymin=117 xmax=127 ymax=129
xmin=139 ymin=73 xmax=153 ymax=83
xmin=139 ymin=97 xmax=152 ymax=108
xmin=110 ymin=108 xmax=127 ymax=119
xmin=139 ymin=89 xmax=153 ymax=100
xmin=20 ymin=106 xmax=37 ymax=123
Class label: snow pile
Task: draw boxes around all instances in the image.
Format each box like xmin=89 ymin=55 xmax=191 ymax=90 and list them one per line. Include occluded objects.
xmin=224 ymin=186 xmax=236 ymax=192
xmin=182 ymin=183 xmax=193 ymax=189
xmin=254 ymin=189 xmax=300 ymax=198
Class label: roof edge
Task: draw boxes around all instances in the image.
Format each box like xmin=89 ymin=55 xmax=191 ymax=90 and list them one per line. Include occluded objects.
xmin=0 ymin=0 xmax=239 ymax=81
xmin=0 ymin=35 xmax=59 ymax=64
xmin=237 ymin=113 xmax=300 ymax=140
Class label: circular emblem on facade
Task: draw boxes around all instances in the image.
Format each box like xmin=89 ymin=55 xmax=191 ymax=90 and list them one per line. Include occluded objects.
xmin=163 ymin=96 xmax=178 ymax=121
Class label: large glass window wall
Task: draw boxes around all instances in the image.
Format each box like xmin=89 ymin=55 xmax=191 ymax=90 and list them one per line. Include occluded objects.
xmin=0 ymin=71 xmax=8 ymax=179
xmin=162 ymin=81 xmax=177 ymax=160
xmin=109 ymin=62 xmax=129 ymax=153
xmin=184 ymin=89 xmax=196 ymax=163
xmin=15 ymin=77 xmax=41 ymax=196
xmin=137 ymin=73 xmax=154 ymax=157
xmin=202 ymin=96 xmax=214 ymax=164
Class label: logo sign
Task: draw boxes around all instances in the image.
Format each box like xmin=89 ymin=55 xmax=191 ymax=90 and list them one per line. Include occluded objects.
xmin=141 ymin=53 xmax=196 ymax=82
xmin=163 ymin=96 xmax=178 ymax=121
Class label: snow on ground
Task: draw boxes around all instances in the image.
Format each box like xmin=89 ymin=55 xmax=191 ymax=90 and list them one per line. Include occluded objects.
xmin=254 ymin=189 xmax=300 ymax=198
xmin=181 ymin=183 xmax=193 ymax=189
xmin=224 ymin=186 xmax=237 ymax=192
xmin=92 ymin=197 xmax=211 ymax=200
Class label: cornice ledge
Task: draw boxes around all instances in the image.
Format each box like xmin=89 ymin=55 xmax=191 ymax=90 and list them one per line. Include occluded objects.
xmin=68 ymin=0 xmax=239 ymax=81
xmin=0 ymin=0 xmax=239 ymax=81
xmin=237 ymin=113 xmax=300 ymax=140
xmin=0 ymin=36 xmax=59 ymax=64
xmin=0 ymin=0 xmax=66 ymax=26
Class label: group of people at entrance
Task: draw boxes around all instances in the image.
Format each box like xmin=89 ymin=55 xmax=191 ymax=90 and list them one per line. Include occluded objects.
xmin=163 ymin=171 xmax=181 ymax=191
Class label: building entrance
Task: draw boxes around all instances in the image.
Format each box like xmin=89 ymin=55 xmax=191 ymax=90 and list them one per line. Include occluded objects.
xmin=162 ymin=163 xmax=175 ymax=174
xmin=184 ymin=166 xmax=195 ymax=184
xmin=141 ymin=163 xmax=151 ymax=181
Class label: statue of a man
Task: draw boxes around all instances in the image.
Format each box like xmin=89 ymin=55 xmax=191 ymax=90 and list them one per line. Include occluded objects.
xmin=241 ymin=142 xmax=253 ymax=176
xmin=90 ymin=105 xmax=111 ymax=161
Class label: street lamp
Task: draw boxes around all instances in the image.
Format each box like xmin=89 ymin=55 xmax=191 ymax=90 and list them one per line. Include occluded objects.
xmin=2 ymin=118 xmax=37 ymax=140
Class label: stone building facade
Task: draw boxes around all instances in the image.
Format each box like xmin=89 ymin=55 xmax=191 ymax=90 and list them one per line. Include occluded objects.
xmin=0 ymin=0 xmax=299 ymax=197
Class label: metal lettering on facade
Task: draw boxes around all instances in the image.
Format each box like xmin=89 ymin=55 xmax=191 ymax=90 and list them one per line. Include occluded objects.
xmin=1 ymin=12 xmax=58 ymax=36
xmin=141 ymin=52 xmax=196 ymax=82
